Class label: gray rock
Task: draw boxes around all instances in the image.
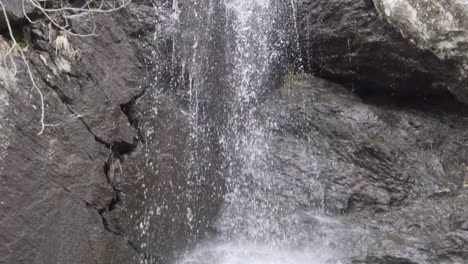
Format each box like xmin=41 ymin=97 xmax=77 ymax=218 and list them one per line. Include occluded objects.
xmin=0 ymin=2 xmax=158 ymax=264
xmin=351 ymin=255 xmax=418 ymax=264
xmin=341 ymin=193 xmax=468 ymax=263
xmin=252 ymin=74 xmax=468 ymax=262
xmin=425 ymin=231 xmax=468 ymax=263
xmin=372 ymin=0 xmax=468 ymax=103
xmin=296 ymin=0 xmax=464 ymax=101
xmin=260 ymin=74 xmax=468 ymax=213
xmin=1 ymin=1 xmax=467 ymax=264
xmin=0 ymin=0 xmax=35 ymax=31
xmin=104 ymin=91 xmax=226 ymax=263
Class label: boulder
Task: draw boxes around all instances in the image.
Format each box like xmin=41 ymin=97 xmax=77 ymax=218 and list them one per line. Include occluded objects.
xmin=296 ymin=0 xmax=466 ymax=102
xmin=260 ymin=74 xmax=468 ymax=213
xmin=255 ymin=74 xmax=468 ymax=263
xmin=373 ymin=0 xmax=468 ymax=103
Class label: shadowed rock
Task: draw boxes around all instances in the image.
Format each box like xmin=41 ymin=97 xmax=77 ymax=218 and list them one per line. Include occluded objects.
xmin=0 ymin=0 xmax=34 ymax=31
xmin=297 ymin=0 xmax=467 ymax=103
xmin=373 ymin=0 xmax=468 ymax=103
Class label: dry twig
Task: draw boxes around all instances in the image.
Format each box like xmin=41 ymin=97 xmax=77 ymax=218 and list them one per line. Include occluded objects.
xmin=0 ymin=0 xmax=132 ymax=135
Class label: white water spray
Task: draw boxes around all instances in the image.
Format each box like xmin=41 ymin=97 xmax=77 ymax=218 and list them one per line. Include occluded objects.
xmin=176 ymin=0 xmax=332 ymax=263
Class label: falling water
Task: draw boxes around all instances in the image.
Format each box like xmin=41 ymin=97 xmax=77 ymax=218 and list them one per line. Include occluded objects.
xmin=129 ymin=0 xmax=343 ymax=263
xmin=165 ymin=0 xmax=333 ymax=263
xmin=0 ymin=66 xmax=12 ymax=209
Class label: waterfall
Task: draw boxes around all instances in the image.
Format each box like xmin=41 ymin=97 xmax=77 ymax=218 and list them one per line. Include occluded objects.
xmin=218 ymin=0 xmax=287 ymax=243
xmin=132 ymin=0 xmax=336 ymax=263
xmin=177 ymin=0 xmax=285 ymax=244
xmin=161 ymin=0 xmax=332 ymax=263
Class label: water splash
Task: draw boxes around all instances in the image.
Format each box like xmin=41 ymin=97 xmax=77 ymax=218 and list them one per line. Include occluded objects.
xmin=173 ymin=0 xmax=333 ymax=262
xmin=179 ymin=243 xmax=332 ymax=264
xmin=140 ymin=0 xmax=335 ymax=262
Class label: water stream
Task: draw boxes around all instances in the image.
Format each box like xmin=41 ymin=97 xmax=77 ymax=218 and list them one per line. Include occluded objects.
xmin=168 ymin=0 xmax=333 ymax=263
xmin=141 ymin=0 xmax=338 ymax=263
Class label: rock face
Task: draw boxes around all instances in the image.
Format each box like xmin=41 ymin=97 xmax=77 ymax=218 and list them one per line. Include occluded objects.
xmin=262 ymin=75 xmax=468 ymax=213
xmin=372 ymin=0 xmax=468 ymax=103
xmin=102 ymin=2 xmax=228 ymax=260
xmin=104 ymin=91 xmax=225 ymax=263
xmin=1 ymin=1 xmax=468 ymax=264
xmin=0 ymin=0 xmax=34 ymax=31
xmin=296 ymin=0 xmax=467 ymax=102
xmin=257 ymin=74 xmax=468 ymax=263
xmin=346 ymin=194 xmax=468 ymax=263
xmin=0 ymin=2 xmax=160 ymax=263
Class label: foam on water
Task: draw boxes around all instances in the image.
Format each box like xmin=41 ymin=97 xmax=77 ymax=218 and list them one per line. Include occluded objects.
xmin=179 ymin=242 xmax=332 ymax=264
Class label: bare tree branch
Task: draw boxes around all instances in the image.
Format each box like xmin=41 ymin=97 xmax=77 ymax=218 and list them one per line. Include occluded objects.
xmin=1 ymin=0 xmax=132 ymax=135
xmin=1 ymin=1 xmax=46 ymax=134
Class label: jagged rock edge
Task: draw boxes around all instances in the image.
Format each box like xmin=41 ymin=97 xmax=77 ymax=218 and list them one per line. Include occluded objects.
xmin=27 ymin=51 xmax=148 ymax=254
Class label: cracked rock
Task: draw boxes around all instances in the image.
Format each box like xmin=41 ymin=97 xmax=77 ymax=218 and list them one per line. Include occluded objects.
xmin=0 ymin=2 xmax=156 ymax=263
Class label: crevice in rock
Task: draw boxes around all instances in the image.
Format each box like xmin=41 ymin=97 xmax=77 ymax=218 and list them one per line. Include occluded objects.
xmin=29 ymin=58 xmax=75 ymax=105
xmin=296 ymin=71 xmax=468 ymax=115
xmin=97 ymin=208 xmax=124 ymax=237
xmin=329 ymin=74 xmax=460 ymax=109
xmin=97 ymin=207 xmax=143 ymax=254
xmin=30 ymin=47 xmax=140 ymax=153
xmin=95 ymin=88 xmax=148 ymax=254
xmin=355 ymin=88 xmax=468 ymax=115
xmin=21 ymin=12 xmax=153 ymax=256
xmin=31 ymin=54 xmax=145 ymax=253
xmin=98 ymin=87 xmax=148 ymax=212
xmin=0 ymin=16 xmax=38 ymax=43
xmin=120 ymin=85 xmax=148 ymax=143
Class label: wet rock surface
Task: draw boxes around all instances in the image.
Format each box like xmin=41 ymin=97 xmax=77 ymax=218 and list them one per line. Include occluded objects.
xmin=0 ymin=2 xmax=159 ymax=263
xmin=256 ymin=75 xmax=468 ymax=263
xmin=344 ymin=193 xmax=468 ymax=263
xmin=105 ymin=91 xmax=225 ymax=263
xmin=296 ymin=0 xmax=467 ymax=103
xmin=262 ymin=75 xmax=468 ymax=213
xmin=1 ymin=1 xmax=468 ymax=264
